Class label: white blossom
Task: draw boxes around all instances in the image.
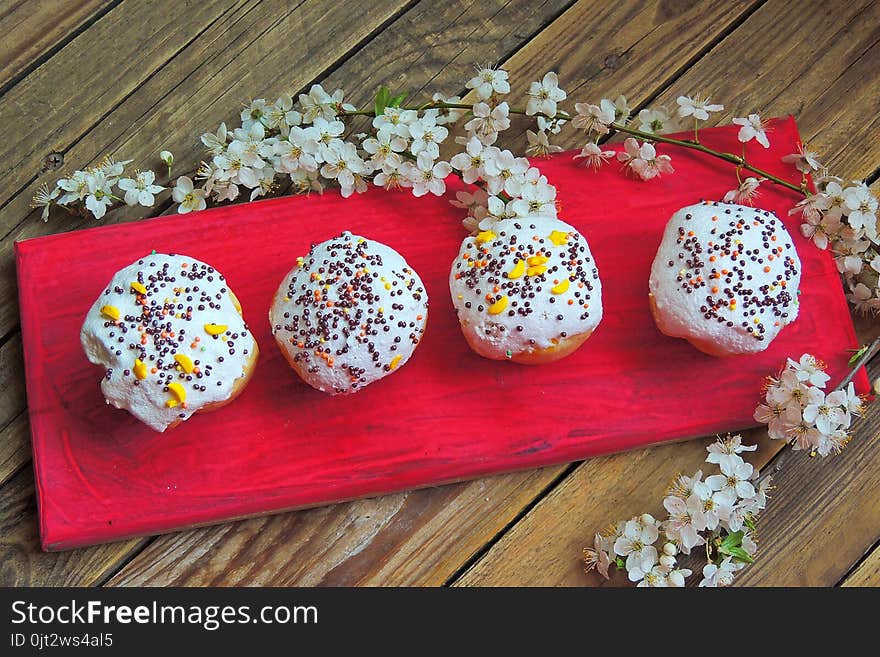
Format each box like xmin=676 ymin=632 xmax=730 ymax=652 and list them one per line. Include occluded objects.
xmin=525 ymin=72 xmax=566 ymax=118
xmin=733 ymin=113 xmax=770 ymax=148
xmin=571 ymin=102 xmax=614 ymax=136
xmin=698 ymin=557 xmax=743 ymax=587
xmin=404 ymin=153 xmax=452 ymax=197
xmin=636 ymin=107 xmax=678 ymax=134
xmin=676 ymin=94 xmax=724 ymax=121
xmin=118 ymin=170 xmax=164 ymax=207
xmin=171 ymin=176 xmax=207 ymax=213
xmin=574 ymin=142 xmax=615 ymax=171
xmin=618 ymin=138 xmax=674 ymax=181
xmin=782 ymin=144 xmax=822 ymax=173
xmin=463 ymin=101 xmax=510 ymax=145
xmin=465 ymin=66 xmax=510 ymax=100
xmin=724 ymin=177 xmax=765 ymax=204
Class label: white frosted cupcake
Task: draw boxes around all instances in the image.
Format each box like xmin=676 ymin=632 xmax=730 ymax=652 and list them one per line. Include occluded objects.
xmin=270 ymin=232 xmax=428 ymax=394
xmin=81 ymin=253 xmax=258 ymax=432
xmin=649 ymin=201 xmax=802 ymax=356
xmin=449 ymin=217 xmax=603 ymax=364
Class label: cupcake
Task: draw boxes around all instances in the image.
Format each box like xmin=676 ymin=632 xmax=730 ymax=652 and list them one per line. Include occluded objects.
xmin=449 ymin=217 xmax=603 ymax=364
xmin=270 ymin=232 xmax=428 ymax=393
xmin=81 ymin=253 xmax=258 ymax=431
xmin=649 ymin=201 xmax=802 ymax=356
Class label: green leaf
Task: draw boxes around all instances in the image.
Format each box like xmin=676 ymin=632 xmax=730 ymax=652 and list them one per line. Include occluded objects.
xmin=374 ymin=86 xmax=391 ymax=117
xmin=388 ymin=92 xmax=408 ymax=108
xmin=726 ymin=546 xmax=754 ymax=563
xmin=720 ymin=530 xmax=744 ymax=551
xmin=615 ymin=556 xmax=625 ymax=570
xmin=849 ymin=344 xmax=870 ymax=366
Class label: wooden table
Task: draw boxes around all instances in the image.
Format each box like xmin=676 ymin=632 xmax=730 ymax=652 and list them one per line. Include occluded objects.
xmin=1 ymin=0 xmax=879 ymax=587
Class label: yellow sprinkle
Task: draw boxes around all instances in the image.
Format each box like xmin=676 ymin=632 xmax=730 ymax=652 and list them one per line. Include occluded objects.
xmin=133 ymin=358 xmax=147 ymax=380
xmin=488 ymin=295 xmax=509 ymax=315
xmin=551 ymin=278 xmax=570 ymax=295
xmin=548 ymin=230 xmax=569 ymax=246
xmin=507 ymin=259 xmax=525 ymax=279
xmin=204 ymin=323 xmax=227 ymax=336
xmin=390 ymin=355 xmax=402 ymax=370
xmin=476 ymin=230 xmax=496 ymax=244
xmin=174 ymin=353 xmax=194 ymax=374
xmin=526 ymin=265 xmax=548 ymax=277
xmin=457 ymin=294 xmax=463 ymax=299
xmin=166 ymin=382 xmax=186 ymax=407
xmin=378 ymin=307 xmax=384 ymax=313
xmin=100 ymin=305 xmax=120 ymax=321
xmin=385 ymin=283 xmax=391 ymax=290
xmin=296 ymin=257 xmax=304 ymax=267
xmin=527 ymin=255 xmax=549 ymax=266
xmin=130 ymin=281 xmax=147 ymax=294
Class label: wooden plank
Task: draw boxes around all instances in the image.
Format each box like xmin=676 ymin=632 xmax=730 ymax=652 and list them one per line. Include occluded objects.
xmin=0 ymin=336 xmax=25 ymax=434
xmin=108 ymin=469 xmax=559 ymax=586
xmin=454 ymin=0 xmax=880 ymax=586
xmin=0 ymin=412 xmax=29 ymax=488
xmin=0 ymin=0 xmax=416 ymax=337
xmin=0 ymin=0 xmax=115 ymax=93
xmin=0 ymin=0 xmax=251 ymax=220
xmin=841 ymin=545 xmax=880 ymax=587
xmin=0 ymin=466 xmax=145 ymax=586
xmin=105 ymin=0 xmax=766 ymax=586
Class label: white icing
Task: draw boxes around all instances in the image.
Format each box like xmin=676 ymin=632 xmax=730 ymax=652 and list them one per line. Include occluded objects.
xmin=270 ymin=232 xmax=428 ymax=394
xmin=649 ymin=201 xmax=802 ymax=355
xmin=449 ymin=217 xmax=603 ymax=359
xmin=80 ymin=253 xmax=256 ymax=432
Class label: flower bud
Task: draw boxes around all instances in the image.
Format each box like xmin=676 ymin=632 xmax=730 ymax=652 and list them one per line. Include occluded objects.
xmin=668 ymin=570 xmax=686 ymax=587
xmin=662 ymin=542 xmax=678 ymax=556
xmin=659 ymin=554 xmax=676 ymax=569
xmin=160 ymin=150 xmax=174 ymax=167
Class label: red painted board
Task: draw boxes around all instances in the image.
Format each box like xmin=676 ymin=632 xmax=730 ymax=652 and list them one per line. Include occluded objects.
xmin=15 ymin=117 xmax=867 ymax=550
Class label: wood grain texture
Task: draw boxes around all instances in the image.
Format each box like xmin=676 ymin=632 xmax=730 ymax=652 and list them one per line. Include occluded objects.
xmin=0 ymin=466 xmax=144 ymax=586
xmin=104 ymin=0 xmax=771 ymax=586
xmin=0 ymin=412 xmax=29 ymax=489
xmin=455 ymin=0 xmax=880 ymax=586
xmin=841 ymin=545 xmax=880 ymax=587
xmin=0 ymin=0 xmax=115 ymax=92
xmin=0 ymin=0 xmax=415 ymax=338
xmin=108 ymin=468 xmax=559 ymax=586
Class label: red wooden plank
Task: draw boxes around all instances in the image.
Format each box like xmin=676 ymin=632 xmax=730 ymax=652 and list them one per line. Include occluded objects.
xmin=15 ymin=118 xmax=866 ymax=550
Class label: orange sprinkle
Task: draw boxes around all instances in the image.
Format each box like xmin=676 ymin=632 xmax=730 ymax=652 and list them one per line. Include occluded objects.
xmin=151 ymin=367 xmax=158 ymax=374
xmin=687 ymin=231 xmax=695 ymax=237
xmin=771 ymin=235 xmax=777 ymax=241
xmin=763 ymin=266 xmax=771 ymax=273
xmin=416 ymin=314 xmax=423 ymax=321
xmin=711 ymin=216 xmax=718 ymax=222
xmin=181 ymin=263 xmax=188 ymax=268
xmin=194 ymin=337 xmax=200 ymax=342
xmin=774 ymin=321 xmax=780 ymax=327
xmin=493 ymin=285 xmax=500 ymax=293
xmin=192 ymin=367 xmax=200 ymax=374
xmin=709 ymin=256 xmax=716 ymax=262
xmin=712 ymin=286 xmax=719 ymax=293
xmin=583 ymin=303 xmax=590 ymax=309
xmin=567 ymin=299 xmax=574 ymax=305
xmin=768 ymin=255 xmax=774 ymax=261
